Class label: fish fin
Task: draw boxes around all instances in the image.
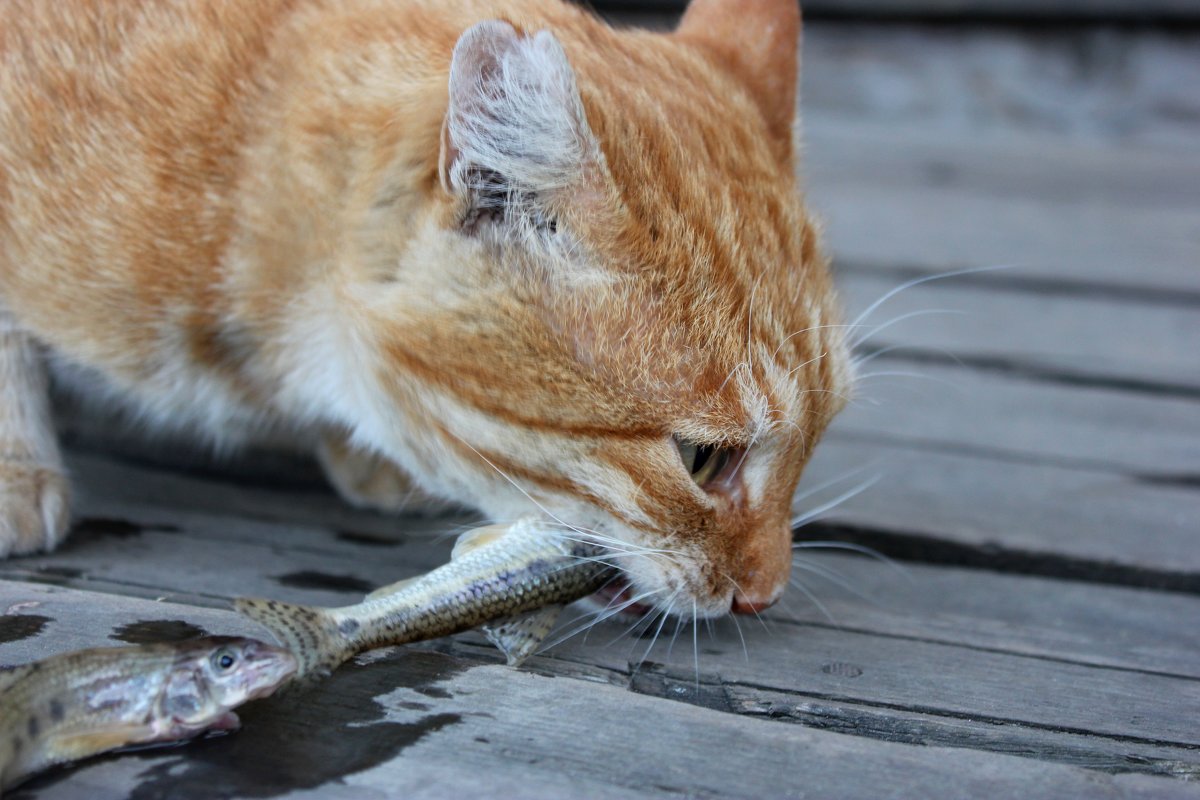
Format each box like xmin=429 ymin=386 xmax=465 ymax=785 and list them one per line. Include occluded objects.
xmin=451 ymin=524 xmax=510 ymax=561
xmin=48 ymin=724 xmax=158 ymax=762
xmin=232 ymin=597 xmax=349 ymax=683
xmin=483 ymin=604 xmax=564 ymax=667
xmin=364 ymin=576 xmax=418 ymax=602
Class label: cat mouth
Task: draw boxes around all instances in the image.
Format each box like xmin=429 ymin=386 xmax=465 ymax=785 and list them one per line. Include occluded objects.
xmin=591 ymin=576 xmax=656 ymax=618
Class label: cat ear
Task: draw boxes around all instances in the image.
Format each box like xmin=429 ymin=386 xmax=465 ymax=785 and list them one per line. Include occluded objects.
xmin=439 ymin=21 xmax=602 ymax=233
xmin=675 ymin=0 xmax=801 ymax=147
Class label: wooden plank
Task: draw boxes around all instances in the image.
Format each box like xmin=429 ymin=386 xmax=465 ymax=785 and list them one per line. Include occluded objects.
xmin=804 ymin=123 xmax=1200 ymax=294
xmin=597 ymin=1 xmax=1200 ymax=21
xmin=766 ymin=555 xmax=1200 ymax=680
xmin=800 ymin=436 xmax=1200 ymax=578
xmin=543 ymin=606 xmax=1200 ymax=750
xmin=7 ymin=455 xmax=1200 ymax=774
xmin=5 ymin=485 xmax=1200 ymax=787
xmin=0 ymin=581 xmax=262 ymax=667
xmin=721 ymin=685 xmax=1200 ymax=780
xmin=830 ymin=359 xmax=1200 ymax=476
xmin=0 ymin=514 xmax=450 ymax=610
xmin=836 ymin=270 xmax=1200 ymax=394
xmin=7 ymin=604 xmax=1195 ymax=799
xmin=62 ymin=448 xmax=469 ymax=541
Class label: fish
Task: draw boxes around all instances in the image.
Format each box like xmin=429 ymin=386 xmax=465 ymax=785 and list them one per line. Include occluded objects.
xmin=0 ymin=636 xmax=296 ymax=793
xmin=235 ymin=519 xmax=616 ymax=681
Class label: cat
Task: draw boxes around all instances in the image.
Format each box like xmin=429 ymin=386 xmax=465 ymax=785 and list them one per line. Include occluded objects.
xmin=0 ymin=0 xmax=851 ymax=619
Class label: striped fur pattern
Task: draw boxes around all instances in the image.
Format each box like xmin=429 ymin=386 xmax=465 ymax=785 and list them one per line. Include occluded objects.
xmin=0 ymin=0 xmax=850 ymax=617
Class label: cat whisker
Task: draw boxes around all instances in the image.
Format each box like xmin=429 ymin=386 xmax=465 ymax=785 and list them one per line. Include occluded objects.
xmin=793 ymin=541 xmax=912 ymax=582
xmin=747 ymin=276 xmax=762 ymax=381
xmin=548 ymin=526 xmax=689 ymax=560
xmin=633 ymin=592 xmax=679 ymax=670
xmin=540 ymin=587 xmax=663 ymax=653
xmin=715 ymin=360 xmax=748 ymax=397
xmin=793 ymin=463 xmax=881 ymax=505
xmin=447 ymin=436 xmax=692 ymax=590
xmin=792 ymin=557 xmax=878 ymax=607
xmin=667 ymin=613 xmax=686 ymax=660
xmin=846 ymin=264 xmax=1015 ymax=336
xmin=784 ymin=350 xmax=827 ymax=379
xmin=851 ymin=343 xmax=964 ymax=371
xmin=728 ymin=606 xmax=750 ymax=663
xmin=770 ymin=323 xmax=866 ymax=364
xmin=851 ymin=308 xmax=966 ymax=351
xmin=449 ymin=432 xmax=598 ymax=541
xmin=853 ymin=370 xmax=963 ymax=394
xmin=721 ymin=572 xmax=769 ymax=631
xmin=610 ymin=590 xmax=679 ymax=650
xmin=790 ymin=474 xmax=880 ymax=529
xmin=787 ymin=575 xmax=835 ymax=623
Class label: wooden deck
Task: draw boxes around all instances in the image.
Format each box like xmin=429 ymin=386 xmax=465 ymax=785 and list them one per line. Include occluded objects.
xmin=3 ymin=10 xmax=1198 ymax=800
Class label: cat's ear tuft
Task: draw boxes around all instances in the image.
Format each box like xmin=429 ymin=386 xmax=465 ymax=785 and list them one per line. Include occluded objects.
xmin=440 ymin=21 xmax=603 ymax=234
xmin=675 ymin=0 xmax=801 ymax=148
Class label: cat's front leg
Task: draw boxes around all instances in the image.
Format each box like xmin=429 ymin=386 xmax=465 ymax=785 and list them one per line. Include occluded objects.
xmin=0 ymin=311 xmax=70 ymax=556
xmin=316 ymin=431 xmax=458 ymax=516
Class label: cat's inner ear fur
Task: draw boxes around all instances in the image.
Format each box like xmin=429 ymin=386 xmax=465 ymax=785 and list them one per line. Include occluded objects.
xmin=439 ymin=20 xmax=603 ymax=236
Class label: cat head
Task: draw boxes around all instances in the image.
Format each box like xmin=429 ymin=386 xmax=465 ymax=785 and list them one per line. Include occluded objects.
xmin=361 ymin=0 xmax=851 ymax=619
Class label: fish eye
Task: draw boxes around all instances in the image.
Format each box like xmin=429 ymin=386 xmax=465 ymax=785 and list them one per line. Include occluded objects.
xmin=211 ymin=648 xmax=238 ymax=672
xmin=672 ymin=436 xmax=731 ymax=488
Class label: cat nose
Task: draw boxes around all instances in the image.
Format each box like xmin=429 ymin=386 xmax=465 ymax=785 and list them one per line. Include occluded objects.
xmin=731 ymin=590 xmax=778 ymax=615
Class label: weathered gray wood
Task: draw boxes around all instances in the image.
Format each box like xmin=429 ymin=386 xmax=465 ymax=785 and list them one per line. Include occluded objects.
xmin=0 ymin=516 xmax=444 ymax=610
xmin=602 ymin=1 xmax=1200 ymax=21
xmin=9 ymin=483 xmax=1200 ymax=781
xmin=769 ymin=555 xmax=1200 ymax=680
xmin=836 ymin=270 xmax=1200 ymax=393
xmin=805 ymin=123 xmax=1200 ymax=294
xmin=9 ymin=620 xmax=1197 ymax=799
xmin=721 ymin=685 xmax=1200 ymax=780
xmin=0 ymin=581 xmax=262 ymax=667
xmin=830 ymin=359 xmax=1200 ymax=475
xmin=801 ymin=435 xmax=1200 ymax=577
xmin=540 ymin=605 xmax=1200 ymax=750
xmin=59 ymin=448 xmax=470 ymax=541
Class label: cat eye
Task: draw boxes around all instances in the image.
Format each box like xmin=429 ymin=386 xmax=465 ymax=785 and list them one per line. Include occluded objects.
xmin=673 ymin=437 xmax=732 ymax=488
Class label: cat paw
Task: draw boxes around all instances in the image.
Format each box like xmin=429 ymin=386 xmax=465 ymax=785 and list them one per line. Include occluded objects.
xmin=317 ymin=435 xmax=458 ymax=516
xmin=0 ymin=462 xmax=71 ymax=557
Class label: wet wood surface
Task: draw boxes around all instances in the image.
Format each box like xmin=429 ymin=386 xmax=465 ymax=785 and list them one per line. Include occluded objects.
xmin=2 ymin=9 xmax=1198 ymax=800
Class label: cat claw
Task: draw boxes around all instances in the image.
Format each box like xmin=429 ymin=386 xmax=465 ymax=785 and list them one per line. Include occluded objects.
xmin=0 ymin=461 xmax=71 ymax=557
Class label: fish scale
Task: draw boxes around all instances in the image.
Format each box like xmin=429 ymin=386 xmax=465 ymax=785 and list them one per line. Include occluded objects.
xmin=236 ymin=520 xmax=617 ymax=682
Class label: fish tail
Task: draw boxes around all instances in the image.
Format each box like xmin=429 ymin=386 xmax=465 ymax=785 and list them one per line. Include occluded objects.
xmin=233 ymin=597 xmax=353 ymax=682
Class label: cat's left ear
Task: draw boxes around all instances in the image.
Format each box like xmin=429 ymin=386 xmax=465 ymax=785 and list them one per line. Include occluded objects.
xmin=675 ymin=0 xmax=801 ymax=148
xmin=439 ymin=21 xmax=604 ymax=233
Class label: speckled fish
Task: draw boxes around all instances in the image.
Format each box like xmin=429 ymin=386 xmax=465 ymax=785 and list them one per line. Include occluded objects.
xmin=0 ymin=637 xmax=296 ymax=792
xmin=235 ymin=519 xmax=616 ymax=681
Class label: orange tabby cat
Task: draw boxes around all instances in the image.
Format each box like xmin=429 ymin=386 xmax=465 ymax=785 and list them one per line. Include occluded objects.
xmin=0 ymin=0 xmax=850 ymax=617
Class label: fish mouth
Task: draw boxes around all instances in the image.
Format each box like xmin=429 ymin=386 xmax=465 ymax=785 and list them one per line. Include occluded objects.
xmin=249 ymin=652 xmax=299 ymax=697
xmin=591 ymin=576 xmax=657 ymax=619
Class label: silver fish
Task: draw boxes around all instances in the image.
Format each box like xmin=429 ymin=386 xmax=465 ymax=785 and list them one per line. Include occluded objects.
xmin=0 ymin=636 xmax=296 ymax=792
xmin=235 ymin=520 xmax=615 ymax=681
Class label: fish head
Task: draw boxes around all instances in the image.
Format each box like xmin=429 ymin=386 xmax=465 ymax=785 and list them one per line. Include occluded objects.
xmin=156 ymin=637 xmax=297 ymax=738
